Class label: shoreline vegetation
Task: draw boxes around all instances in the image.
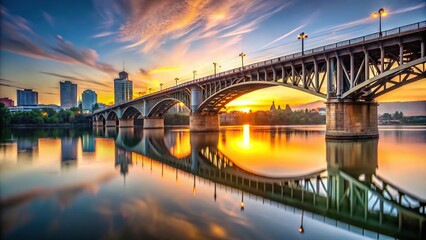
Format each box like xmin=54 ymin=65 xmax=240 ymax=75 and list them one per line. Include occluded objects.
xmin=1 ymin=103 xmax=424 ymax=130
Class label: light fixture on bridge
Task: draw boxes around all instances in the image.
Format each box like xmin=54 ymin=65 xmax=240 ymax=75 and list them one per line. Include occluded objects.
xmin=193 ymin=70 xmax=197 ymax=80
xmin=148 ymin=88 xmax=152 ymax=94
xmin=297 ymin=32 xmax=308 ymax=56
xmin=213 ymin=62 xmax=221 ymax=77
xmin=160 ymin=83 xmax=163 ymax=91
xmin=239 ymin=52 xmax=246 ymax=70
xmin=372 ymin=8 xmax=387 ymax=37
xmin=175 ymin=78 xmax=179 ymax=86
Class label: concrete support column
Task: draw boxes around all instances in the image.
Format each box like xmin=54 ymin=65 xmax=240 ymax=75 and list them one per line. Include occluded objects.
xmin=191 ymin=86 xmax=203 ymax=113
xmin=190 ymin=113 xmax=219 ymax=132
xmin=119 ymin=118 xmax=134 ymax=128
xmin=143 ymin=117 xmax=164 ymax=129
xmin=105 ymin=120 xmax=117 ymax=127
xmin=326 ymin=100 xmax=378 ymax=139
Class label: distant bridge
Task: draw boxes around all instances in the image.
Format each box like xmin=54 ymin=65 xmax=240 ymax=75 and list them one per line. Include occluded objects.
xmin=99 ymin=128 xmax=425 ymax=239
xmin=93 ymin=21 xmax=425 ymax=138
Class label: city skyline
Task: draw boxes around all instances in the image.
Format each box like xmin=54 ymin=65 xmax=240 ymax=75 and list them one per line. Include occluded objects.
xmin=0 ymin=0 xmax=425 ymax=111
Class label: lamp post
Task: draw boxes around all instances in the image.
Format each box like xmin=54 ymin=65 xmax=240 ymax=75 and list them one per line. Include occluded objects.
xmin=175 ymin=78 xmax=179 ymax=86
xmin=160 ymin=83 xmax=163 ymax=91
xmin=193 ymin=70 xmax=197 ymax=80
xmin=373 ymin=8 xmax=387 ymax=37
xmin=297 ymin=32 xmax=308 ymax=55
xmin=213 ymin=62 xmax=218 ymax=77
xmin=239 ymin=52 xmax=246 ymax=70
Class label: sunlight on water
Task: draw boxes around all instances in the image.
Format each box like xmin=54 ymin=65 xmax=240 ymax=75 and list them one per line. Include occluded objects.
xmin=0 ymin=126 xmax=425 ymax=240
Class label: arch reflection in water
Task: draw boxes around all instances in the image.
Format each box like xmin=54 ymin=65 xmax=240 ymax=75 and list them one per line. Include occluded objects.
xmin=112 ymin=129 xmax=425 ymax=239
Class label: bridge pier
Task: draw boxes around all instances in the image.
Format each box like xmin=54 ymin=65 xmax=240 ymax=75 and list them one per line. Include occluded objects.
xmin=118 ymin=118 xmax=134 ymax=128
xmin=326 ymin=100 xmax=378 ymax=139
xmin=105 ymin=120 xmax=117 ymax=127
xmin=190 ymin=113 xmax=220 ymax=132
xmin=144 ymin=117 xmax=164 ymax=129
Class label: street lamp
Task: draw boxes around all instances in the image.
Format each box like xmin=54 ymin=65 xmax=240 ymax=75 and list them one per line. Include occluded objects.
xmin=297 ymin=32 xmax=308 ymax=55
xmin=373 ymin=8 xmax=387 ymax=37
xmin=160 ymin=83 xmax=163 ymax=91
xmin=193 ymin=70 xmax=197 ymax=80
xmin=175 ymin=77 xmax=179 ymax=86
xmin=239 ymin=52 xmax=246 ymax=70
xmin=148 ymin=88 xmax=152 ymax=94
xmin=213 ymin=62 xmax=221 ymax=77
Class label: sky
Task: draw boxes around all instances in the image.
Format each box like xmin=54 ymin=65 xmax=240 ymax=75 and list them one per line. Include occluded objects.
xmin=0 ymin=0 xmax=425 ymax=110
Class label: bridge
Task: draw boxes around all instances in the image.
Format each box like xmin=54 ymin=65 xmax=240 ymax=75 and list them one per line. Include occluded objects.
xmin=96 ymin=128 xmax=425 ymax=239
xmin=92 ymin=21 xmax=426 ymax=139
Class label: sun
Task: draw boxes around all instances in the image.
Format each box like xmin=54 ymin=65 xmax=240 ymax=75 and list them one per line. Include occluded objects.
xmin=239 ymin=108 xmax=251 ymax=113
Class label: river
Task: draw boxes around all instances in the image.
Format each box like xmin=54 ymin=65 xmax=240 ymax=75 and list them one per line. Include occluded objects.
xmin=0 ymin=125 xmax=425 ymax=239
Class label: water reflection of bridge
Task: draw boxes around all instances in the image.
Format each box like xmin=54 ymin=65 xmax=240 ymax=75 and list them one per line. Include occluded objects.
xmin=103 ymin=128 xmax=425 ymax=239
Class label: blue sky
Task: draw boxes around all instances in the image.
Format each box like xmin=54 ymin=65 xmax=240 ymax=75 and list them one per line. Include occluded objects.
xmin=1 ymin=0 xmax=425 ymax=106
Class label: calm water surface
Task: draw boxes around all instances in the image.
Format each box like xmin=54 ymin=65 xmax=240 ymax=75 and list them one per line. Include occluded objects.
xmin=0 ymin=126 xmax=425 ymax=239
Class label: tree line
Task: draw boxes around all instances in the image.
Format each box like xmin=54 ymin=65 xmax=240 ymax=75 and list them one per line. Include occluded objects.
xmin=0 ymin=103 xmax=89 ymax=128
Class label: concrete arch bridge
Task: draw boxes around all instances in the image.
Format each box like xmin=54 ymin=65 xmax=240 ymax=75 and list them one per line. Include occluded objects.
xmin=93 ymin=21 xmax=426 ymax=139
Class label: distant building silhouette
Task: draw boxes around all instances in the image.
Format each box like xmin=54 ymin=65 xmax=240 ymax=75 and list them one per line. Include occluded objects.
xmin=285 ymin=104 xmax=292 ymax=112
xmin=270 ymin=101 xmax=276 ymax=111
xmin=17 ymin=89 xmax=38 ymax=106
xmin=0 ymin=97 xmax=14 ymax=107
xmin=82 ymin=89 xmax=97 ymax=113
xmin=60 ymin=81 xmax=77 ymax=109
xmin=114 ymin=71 xmax=133 ymax=104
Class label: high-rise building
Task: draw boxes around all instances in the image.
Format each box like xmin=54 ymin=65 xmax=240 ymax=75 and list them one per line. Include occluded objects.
xmin=114 ymin=71 xmax=133 ymax=104
xmin=60 ymin=81 xmax=77 ymax=109
xmin=82 ymin=89 xmax=97 ymax=113
xmin=17 ymin=89 xmax=38 ymax=106
xmin=0 ymin=97 xmax=14 ymax=107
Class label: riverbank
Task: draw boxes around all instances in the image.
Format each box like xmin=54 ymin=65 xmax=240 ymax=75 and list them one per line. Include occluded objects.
xmin=8 ymin=123 xmax=91 ymax=128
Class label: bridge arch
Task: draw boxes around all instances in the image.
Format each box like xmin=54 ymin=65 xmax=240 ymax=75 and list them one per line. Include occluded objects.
xmin=197 ymin=81 xmax=326 ymax=113
xmin=106 ymin=110 xmax=118 ymax=120
xmin=146 ymin=98 xmax=190 ymax=117
xmin=97 ymin=114 xmax=106 ymax=125
xmin=121 ymin=106 xmax=143 ymax=119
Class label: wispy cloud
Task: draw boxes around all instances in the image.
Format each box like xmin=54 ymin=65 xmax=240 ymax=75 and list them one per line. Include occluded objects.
xmin=390 ymin=2 xmax=426 ymax=14
xmin=313 ymin=2 xmax=426 ymax=36
xmin=0 ymin=7 xmax=117 ymax=74
xmin=263 ymin=24 xmax=305 ymax=48
xmin=94 ymin=0 xmax=287 ymax=53
xmin=0 ymin=78 xmax=23 ymax=89
xmin=91 ymin=31 xmax=116 ymax=38
xmin=42 ymin=11 xmax=54 ymax=26
xmin=40 ymin=71 xmax=111 ymax=88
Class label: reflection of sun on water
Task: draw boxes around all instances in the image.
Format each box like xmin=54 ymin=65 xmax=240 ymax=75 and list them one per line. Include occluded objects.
xmin=169 ymin=132 xmax=191 ymax=159
xmin=218 ymin=126 xmax=326 ymax=176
